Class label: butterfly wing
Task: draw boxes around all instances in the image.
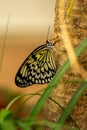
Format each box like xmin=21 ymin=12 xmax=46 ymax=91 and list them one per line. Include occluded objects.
xmin=15 ymin=44 xmax=56 ymax=87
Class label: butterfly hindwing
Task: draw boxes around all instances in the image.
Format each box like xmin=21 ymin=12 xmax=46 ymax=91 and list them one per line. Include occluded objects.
xmin=15 ymin=41 xmax=56 ymax=87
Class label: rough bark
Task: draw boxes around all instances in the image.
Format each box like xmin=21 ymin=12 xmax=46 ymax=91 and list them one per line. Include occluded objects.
xmin=43 ymin=0 xmax=87 ymax=130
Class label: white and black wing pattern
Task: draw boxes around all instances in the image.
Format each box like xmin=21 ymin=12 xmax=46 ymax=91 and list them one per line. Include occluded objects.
xmin=15 ymin=40 xmax=56 ymax=87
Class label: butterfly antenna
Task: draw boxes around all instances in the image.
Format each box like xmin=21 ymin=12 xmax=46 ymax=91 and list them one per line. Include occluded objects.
xmin=46 ymin=26 xmax=50 ymax=41
xmin=53 ymin=41 xmax=57 ymax=46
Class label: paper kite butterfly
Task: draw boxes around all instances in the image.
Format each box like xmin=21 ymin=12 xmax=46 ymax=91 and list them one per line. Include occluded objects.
xmin=15 ymin=40 xmax=56 ymax=87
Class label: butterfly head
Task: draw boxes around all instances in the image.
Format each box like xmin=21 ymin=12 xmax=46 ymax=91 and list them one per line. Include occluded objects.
xmin=46 ymin=40 xmax=53 ymax=49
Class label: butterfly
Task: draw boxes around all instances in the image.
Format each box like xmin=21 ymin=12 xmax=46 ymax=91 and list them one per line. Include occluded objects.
xmin=15 ymin=40 xmax=56 ymax=87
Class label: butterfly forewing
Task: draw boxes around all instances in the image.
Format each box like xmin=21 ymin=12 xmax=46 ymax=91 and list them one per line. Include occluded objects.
xmin=15 ymin=40 xmax=56 ymax=87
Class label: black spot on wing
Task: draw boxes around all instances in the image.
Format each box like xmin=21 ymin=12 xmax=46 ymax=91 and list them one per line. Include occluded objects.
xmin=32 ymin=54 xmax=37 ymax=61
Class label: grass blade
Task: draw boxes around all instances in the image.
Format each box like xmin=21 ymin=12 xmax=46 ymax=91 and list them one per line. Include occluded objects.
xmin=53 ymin=81 xmax=87 ymax=130
xmin=26 ymin=37 xmax=87 ymax=126
xmin=0 ymin=14 xmax=10 ymax=73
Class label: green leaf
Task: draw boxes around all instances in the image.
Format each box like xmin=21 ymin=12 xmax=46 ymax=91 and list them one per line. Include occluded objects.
xmin=0 ymin=109 xmax=13 ymax=122
xmin=0 ymin=109 xmax=16 ymax=130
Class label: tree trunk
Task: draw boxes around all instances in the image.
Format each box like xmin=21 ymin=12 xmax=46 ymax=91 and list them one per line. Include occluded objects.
xmin=43 ymin=0 xmax=87 ymax=130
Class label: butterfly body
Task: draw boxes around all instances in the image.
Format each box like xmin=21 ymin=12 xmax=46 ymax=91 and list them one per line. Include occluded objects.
xmin=15 ymin=40 xmax=56 ymax=87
